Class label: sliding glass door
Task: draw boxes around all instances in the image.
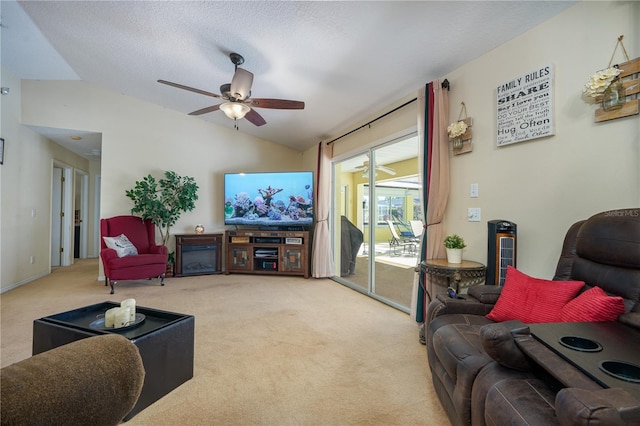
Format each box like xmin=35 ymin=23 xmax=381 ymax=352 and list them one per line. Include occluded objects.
xmin=332 ymin=135 xmax=420 ymax=312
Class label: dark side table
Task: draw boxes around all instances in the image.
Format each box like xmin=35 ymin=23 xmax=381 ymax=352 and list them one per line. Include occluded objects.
xmin=33 ymin=302 xmax=194 ymax=421
xmin=418 ymin=259 xmax=486 ymax=345
xmin=420 ymin=259 xmax=486 ymax=294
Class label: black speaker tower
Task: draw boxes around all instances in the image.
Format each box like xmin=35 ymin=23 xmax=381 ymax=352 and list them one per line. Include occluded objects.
xmin=487 ymin=220 xmax=517 ymax=286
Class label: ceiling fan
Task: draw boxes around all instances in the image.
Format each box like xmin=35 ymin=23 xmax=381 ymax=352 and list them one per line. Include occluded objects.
xmin=355 ymin=156 xmax=397 ymax=177
xmin=158 ymin=53 xmax=304 ymax=127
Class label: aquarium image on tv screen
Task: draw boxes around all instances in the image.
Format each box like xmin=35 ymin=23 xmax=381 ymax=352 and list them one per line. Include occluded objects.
xmin=224 ymin=171 xmax=313 ymax=227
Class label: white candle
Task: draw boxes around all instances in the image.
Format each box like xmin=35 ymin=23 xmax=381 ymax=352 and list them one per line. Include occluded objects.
xmin=105 ymin=307 xmax=119 ymax=328
xmin=121 ymin=298 xmax=136 ymax=323
xmin=114 ymin=306 xmax=130 ymax=328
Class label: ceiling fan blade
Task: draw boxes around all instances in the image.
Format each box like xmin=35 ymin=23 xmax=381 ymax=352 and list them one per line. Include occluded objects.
xmin=377 ymin=165 xmax=397 ymax=175
xmin=230 ymin=68 xmax=254 ymax=101
xmin=248 ymin=98 xmax=305 ymax=110
xmin=158 ymin=80 xmax=222 ymax=99
xmin=188 ymin=104 xmax=221 ymax=116
xmin=244 ymin=108 xmax=266 ymax=126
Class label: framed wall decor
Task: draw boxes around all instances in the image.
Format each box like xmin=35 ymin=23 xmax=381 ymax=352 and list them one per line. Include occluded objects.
xmin=496 ymin=64 xmax=555 ymax=147
xmin=0 ymin=138 xmax=4 ymax=165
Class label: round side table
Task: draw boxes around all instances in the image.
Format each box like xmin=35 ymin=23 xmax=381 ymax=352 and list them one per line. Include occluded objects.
xmin=420 ymin=259 xmax=486 ymax=294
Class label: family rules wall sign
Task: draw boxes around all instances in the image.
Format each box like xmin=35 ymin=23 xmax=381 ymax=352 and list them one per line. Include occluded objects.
xmin=496 ymin=64 xmax=554 ymax=147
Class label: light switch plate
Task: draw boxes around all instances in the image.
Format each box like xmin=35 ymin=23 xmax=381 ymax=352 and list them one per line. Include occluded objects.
xmin=470 ymin=183 xmax=479 ymax=198
xmin=468 ymin=208 xmax=481 ymax=222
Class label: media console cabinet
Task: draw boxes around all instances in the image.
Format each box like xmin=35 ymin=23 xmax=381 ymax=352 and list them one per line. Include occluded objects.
xmin=225 ymin=230 xmax=310 ymax=278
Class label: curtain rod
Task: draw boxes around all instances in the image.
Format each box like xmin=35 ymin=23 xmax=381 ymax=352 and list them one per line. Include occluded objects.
xmin=325 ymin=79 xmax=449 ymax=146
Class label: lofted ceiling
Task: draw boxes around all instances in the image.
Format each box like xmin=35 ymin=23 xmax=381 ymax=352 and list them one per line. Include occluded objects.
xmin=1 ymin=0 xmax=577 ymax=160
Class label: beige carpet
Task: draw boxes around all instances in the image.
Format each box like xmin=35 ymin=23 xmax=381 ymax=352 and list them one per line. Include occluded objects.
xmin=0 ymin=259 xmax=449 ymax=426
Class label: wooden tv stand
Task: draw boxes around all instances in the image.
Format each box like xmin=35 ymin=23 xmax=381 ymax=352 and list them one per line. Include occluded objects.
xmin=225 ymin=230 xmax=310 ymax=278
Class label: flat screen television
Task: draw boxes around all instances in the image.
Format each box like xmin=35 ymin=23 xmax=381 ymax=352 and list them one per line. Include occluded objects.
xmin=224 ymin=171 xmax=314 ymax=228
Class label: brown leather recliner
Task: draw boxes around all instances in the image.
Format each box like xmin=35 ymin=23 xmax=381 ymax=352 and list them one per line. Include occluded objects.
xmin=1 ymin=334 xmax=145 ymax=425
xmin=425 ymin=209 xmax=640 ymax=426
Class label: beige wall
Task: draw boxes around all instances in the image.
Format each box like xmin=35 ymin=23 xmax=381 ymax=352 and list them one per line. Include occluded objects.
xmin=88 ymin=159 xmax=102 ymax=256
xmin=329 ymin=96 xmax=418 ymax=160
xmin=1 ymin=68 xmax=93 ymax=291
xmin=20 ymin=79 xmax=306 ymax=221
xmin=312 ymin=1 xmax=640 ymax=280
xmin=4 ymin=78 xmax=305 ymax=288
xmin=444 ymin=1 xmax=639 ymax=278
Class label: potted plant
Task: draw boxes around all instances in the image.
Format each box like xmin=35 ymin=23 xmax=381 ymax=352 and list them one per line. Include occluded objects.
xmin=443 ymin=234 xmax=466 ymax=264
xmin=125 ymin=171 xmax=199 ymax=275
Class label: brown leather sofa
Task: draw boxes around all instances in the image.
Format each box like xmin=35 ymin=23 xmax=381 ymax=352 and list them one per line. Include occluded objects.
xmin=1 ymin=334 xmax=145 ymax=425
xmin=426 ymin=209 xmax=640 ymax=426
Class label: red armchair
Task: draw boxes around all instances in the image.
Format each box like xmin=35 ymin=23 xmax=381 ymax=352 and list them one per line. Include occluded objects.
xmin=100 ymin=215 xmax=168 ymax=294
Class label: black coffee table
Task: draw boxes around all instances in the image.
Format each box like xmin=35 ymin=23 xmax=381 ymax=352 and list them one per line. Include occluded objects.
xmin=33 ymin=301 xmax=195 ymax=421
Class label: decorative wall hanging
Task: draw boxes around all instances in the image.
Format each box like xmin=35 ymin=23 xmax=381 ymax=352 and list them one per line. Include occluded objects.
xmin=496 ymin=64 xmax=555 ymax=147
xmin=583 ymin=35 xmax=639 ymax=123
xmin=447 ymin=102 xmax=473 ymax=155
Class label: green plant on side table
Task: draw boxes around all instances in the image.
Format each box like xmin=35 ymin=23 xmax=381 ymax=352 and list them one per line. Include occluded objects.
xmin=125 ymin=171 xmax=199 ymax=274
xmin=443 ymin=234 xmax=466 ymax=264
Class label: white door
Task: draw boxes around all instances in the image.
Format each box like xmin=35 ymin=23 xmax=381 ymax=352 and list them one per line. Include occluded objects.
xmin=51 ymin=167 xmax=64 ymax=267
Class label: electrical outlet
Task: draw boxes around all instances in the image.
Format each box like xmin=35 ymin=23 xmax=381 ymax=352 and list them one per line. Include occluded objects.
xmin=468 ymin=208 xmax=481 ymax=222
xmin=30 ymin=256 xmax=35 ymax=264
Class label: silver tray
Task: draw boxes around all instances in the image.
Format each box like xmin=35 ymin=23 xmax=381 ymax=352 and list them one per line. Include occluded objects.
xmin=90 ymin=313 xmax=146 ymax=330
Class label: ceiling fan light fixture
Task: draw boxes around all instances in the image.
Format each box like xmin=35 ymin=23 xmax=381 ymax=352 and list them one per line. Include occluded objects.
xmin=220 ymin=102 xmax=250 ymax=120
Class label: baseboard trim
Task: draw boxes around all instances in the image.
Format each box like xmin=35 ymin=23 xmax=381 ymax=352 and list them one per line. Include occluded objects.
xmin=1 ymin=270 xmax=50 ymax=294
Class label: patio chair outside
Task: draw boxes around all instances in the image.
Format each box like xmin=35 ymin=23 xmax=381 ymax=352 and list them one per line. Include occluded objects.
xmin=387 ymin=220 xmax=417 ymax=255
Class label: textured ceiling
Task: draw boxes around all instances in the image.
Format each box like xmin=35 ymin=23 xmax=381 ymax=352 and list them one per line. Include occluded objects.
xmin=2 ymin=0 xmax=576 ymax=157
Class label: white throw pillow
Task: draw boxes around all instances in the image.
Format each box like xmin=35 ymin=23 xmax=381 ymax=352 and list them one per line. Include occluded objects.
xmin=103 ymin=234 xmax=138 ymax=258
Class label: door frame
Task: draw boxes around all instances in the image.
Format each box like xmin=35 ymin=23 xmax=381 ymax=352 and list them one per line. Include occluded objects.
xmin=94 ymin=174 xmax=101 ymax=257
xmin=51 ymin=160 xmax=74 ymax=267
xmin=75 ymin=169 xmax=89 ymax=259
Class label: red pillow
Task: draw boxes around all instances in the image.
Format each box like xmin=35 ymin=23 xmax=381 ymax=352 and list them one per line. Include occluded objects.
xmin=559 ymin=286 xmax=625 ymax=322
xmin=486 ymin=266 xmax=584 ymax=323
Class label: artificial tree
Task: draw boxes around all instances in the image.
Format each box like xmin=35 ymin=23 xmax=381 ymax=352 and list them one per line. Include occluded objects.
xmin=125 ymin=171 xmax=199 ymax=249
